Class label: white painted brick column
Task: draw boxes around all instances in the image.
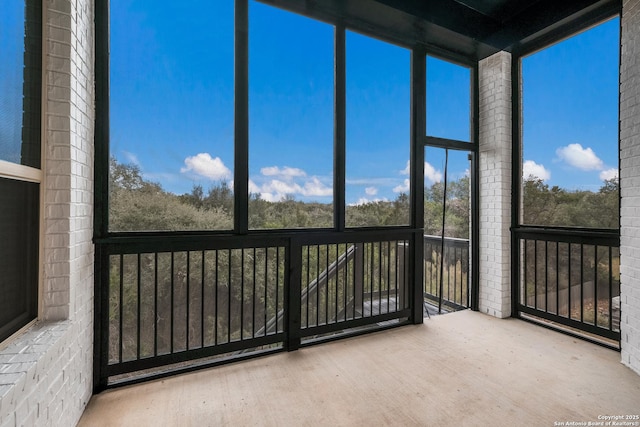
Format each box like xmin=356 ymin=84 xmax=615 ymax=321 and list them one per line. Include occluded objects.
xmin=478 ymin=51 xmax=512 ymax=318
xmin=620 ymin=0 xmax=640 ymax=376
xmin=0 ymin=0 xmax=95 ymax=426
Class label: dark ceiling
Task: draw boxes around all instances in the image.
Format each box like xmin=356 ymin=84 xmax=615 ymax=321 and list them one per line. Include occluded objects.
xmin=375 ymin=0 xmax=620 ymax=57
xmin=260 ymin=0 xmax=620 ymax=60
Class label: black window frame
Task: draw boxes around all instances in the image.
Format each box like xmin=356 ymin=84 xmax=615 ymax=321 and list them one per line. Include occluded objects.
xmin=0 ymin=0 xmax=42 ymax=344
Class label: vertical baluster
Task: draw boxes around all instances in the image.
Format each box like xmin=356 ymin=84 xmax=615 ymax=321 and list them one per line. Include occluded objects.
xmin=394 ymin=241 xmax=399 ymax=311
xmin=335 ymin=244 xmax=339 ymax=324
xmin=170 ymin=252 xmax=175 ymax=354
xmin=306 ymin=245 xmax=310 ymax=328
xmin=227 ymin=249 xmax=231 ymax=344
xmin=534 ymin=241 xmax=538 ymax=311
xmin=580 ymin=243 xmax=584 ymax=322
xmin=201 ymin=250 xmax=205 ymax=348
xmin=264 ymin=247 xmax=268 ymax=337
xmin=568 ymin=244 xmax=572 ymax=320
xmin=386 ymin=241 xmax=391 ymax=313
xmin=344 ymin=244 xmax=349 ymax=320
xmin=544 ymin=241 xmax=548 ymax=313
xmin=136 ymin=253 xmax=141 ymax=360
xmin=325 ymin=245 xmax=329 ymax=324
xmin=252 ymin=247 xmax=257 ymax=338
xmin=370 ymin=243 xmax=375 ymax=317
xmin=276 ymin=247 xmax=281 ymax=332
xmin=523 ymin=240 xmax=528 ymax=307
xmin=118 ymin=254 xmax=123 ymax=363
xmin=454 ymin=247 xmax=458 ymax=306
xmin=361 ymin=243 xmax=365 ymax=316
xmin=446 ymin=245 xmax=451 ymax=304
xmin=556 ymin=242 xmax=560 ymax=316
xmin=154 ymin=252 xmax=158 ymax=357
xmin=594 ymin=245 xmax=599 ymax=327
xmin=316 ymin=245 xmax=321 ymax=326
xmin=374 ymin=242 xmax=379 ymax=314
xmin=609 ymin=246 xmax=613 ymax=331
xmin=186 ymin=251 xmax=190 ymax=350
xmin=240 ymin=249 xmax=245 ymax=340
xmin=215 ymin=250 xmax=219 ymax=346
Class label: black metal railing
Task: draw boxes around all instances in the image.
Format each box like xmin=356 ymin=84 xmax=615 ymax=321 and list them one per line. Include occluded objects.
xmin=514 ymin=227 xmax=620 ymax=344
xmin=423 ymin=235 xmax=470 ymax=310
xmin=96 ymin=229 xmax=418 ymax=387
xmin=299 ymin=238 xmax=411 ymax=339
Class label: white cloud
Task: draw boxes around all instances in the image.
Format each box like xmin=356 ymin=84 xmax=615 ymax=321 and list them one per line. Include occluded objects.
xmin=393 ymin=179 xmax=410 ymax=193
xmin=348 ymin=197 xmax=388 ymax=207
xmin=365 ymin=187 xmax=378 ymax=196
xmin=522 ymin=160 xmax=551 ymax=181
xmin=302 ymin=177 xmax=332 ymax=197
xmin=260 ymin=166 xmax=306 ymax=178
xmin=259 ymin=192 xmax=281 ymax=202
xmin=181 ymin=153 xmax=232 ymax=180
xmin=401 ymin=160 xmax=442 ymax=184
xmin=250 ymin=170 xmax=332 ymax=201
xmin=262 ymin=179 xmax=302 ymax=195
xmin=556 ymin=143 xmax=604 ymax=171
xmin=599 ymin=168 xmax=619 ymax=181
xmin=401 ymin=161 xmax=410 ymax=175
xmin=424 ymin=162 xmax=443 ymax=184
xmin=248 ymin=179 xmax=260 ymax=194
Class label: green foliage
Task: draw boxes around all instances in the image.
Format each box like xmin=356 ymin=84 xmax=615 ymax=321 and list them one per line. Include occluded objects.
xmin=109 ymin=159 xmax=232 ymax=231
xmin=345 ymin=193 xmax=410 ymax=227
xmin=523 ymin=178 xmax=619 ymax=228
xmin=425 ymin=176 xmax=470 ymax=238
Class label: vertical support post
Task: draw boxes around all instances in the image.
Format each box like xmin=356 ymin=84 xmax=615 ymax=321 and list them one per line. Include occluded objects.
xmin=410 ymin=48 xmax=426 ymax=324
xmin=93 ymin=0 xmax=110 ymax=393
xmin=286 ymin=238 xmax=302 ymax=351
xmin=478 ymin=51 xmax=512 ymax=318
xmin=94 ymin=245 xmax=110 ymax=392
xmin=234 ymin=0 xmax=249 ymax=234
xmin=334 ymin=25 xmax=346 ymax=232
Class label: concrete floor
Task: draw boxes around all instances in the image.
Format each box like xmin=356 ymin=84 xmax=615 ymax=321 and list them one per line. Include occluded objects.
xmin=78 ymin=311 xmax=640 ymax=427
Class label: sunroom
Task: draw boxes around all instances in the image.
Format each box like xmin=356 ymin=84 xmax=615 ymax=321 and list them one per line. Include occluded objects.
xmin=1 ymin=0 xmax=639 ymax=425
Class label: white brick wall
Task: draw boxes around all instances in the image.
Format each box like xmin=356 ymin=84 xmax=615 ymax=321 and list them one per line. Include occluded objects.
xmin=620 ymin=0 xmax=640 ymax=376
xmin=0 ymin=0 xmax=95 ymax=425
xmin=478 ymin=51 xmax=512 ymax=318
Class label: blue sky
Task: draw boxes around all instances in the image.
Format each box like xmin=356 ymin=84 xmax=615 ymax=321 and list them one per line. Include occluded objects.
xmin=0 ymin=1 xmax=25 ymax=164
xmin=109 ymin=1 xmax=620 ymax=203
xmin=522 ymin=17 xmax=620 ymax=191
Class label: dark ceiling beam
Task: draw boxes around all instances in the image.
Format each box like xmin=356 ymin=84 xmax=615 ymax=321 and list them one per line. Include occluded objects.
xmin=256 ymin=0 xmax=620 ymax=62
xmin=484 ymin=0 xmax=621 ymax=51
xmin=372 ymin=0 xmax=502 ymax=41
xmin=257 ymin=0 xmax=501 ymax=61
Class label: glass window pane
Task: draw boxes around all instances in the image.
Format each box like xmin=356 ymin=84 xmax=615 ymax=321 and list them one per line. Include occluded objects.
xmin=345 ymin=31 xmax=410 ymax=227
xmin=0 ymin=1 xmax=41 ymax=168
xmin=0 ymin=177 xmax=38 ymax=342
xmin=423 ymin=147 xmax=472 ymax=310
xmin=249 ymin=2 xmax=334 ymax=229
xmin=426 ymin=56 xmax=471 ymax=142
xmin=424 ymin=148 xmax=471 ymax=239
xmin=109 ymin=1 xmax=234 ymax=231
xmin=521 ymin=18 xmax=619 ymax=228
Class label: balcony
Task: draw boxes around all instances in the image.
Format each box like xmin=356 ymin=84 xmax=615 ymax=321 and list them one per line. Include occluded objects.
xmin=78 ymin=310 xmax=640 ymax=426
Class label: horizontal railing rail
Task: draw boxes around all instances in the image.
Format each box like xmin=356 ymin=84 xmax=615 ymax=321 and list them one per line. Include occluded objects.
xmin=96 ymin=229 xmax=420 ymax=388
xmin=513 ymin=226 xmax=620 ymax=344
